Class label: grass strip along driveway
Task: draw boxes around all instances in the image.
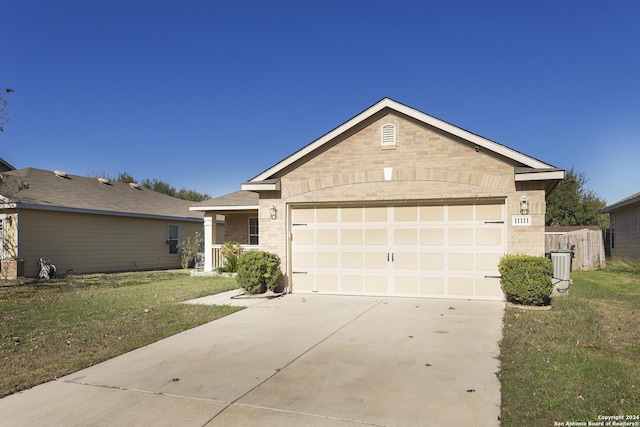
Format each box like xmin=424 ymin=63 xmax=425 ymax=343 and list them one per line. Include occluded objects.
xmin=1 ymin=270 xmax=240 ymax=398
xmin=501 ymin=263 xmax=640 ymax=426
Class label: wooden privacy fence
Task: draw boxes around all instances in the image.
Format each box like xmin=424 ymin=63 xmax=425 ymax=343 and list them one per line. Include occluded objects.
xmin=545 ymin=229 xmax=606 ymax=271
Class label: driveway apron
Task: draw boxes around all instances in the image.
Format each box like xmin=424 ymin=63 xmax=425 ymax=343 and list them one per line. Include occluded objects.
xmin=0 ymin=295 xmax=504 ymax=426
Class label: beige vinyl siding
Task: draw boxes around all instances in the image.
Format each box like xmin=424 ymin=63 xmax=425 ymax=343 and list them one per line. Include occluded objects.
xmin=18 ymin=209 xmax=202 ymax=277
xmin=611 ymin=203 xmax=640 ymax=259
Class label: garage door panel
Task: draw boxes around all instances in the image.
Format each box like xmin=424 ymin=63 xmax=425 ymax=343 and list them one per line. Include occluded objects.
xmin=395 ymin=276 xmax=418 ymax=293
xmin=317 ymin=229 xmax=337 ymax=245
xmin=476 ymin=278 xmax=503 ymax=297
xmin=365 ymin=276 xmax=387 ymax=293
xmin=293 ymin=229 xmax=315 ymax=245
xmin=394 ymin=228 xmax=418 ymax=245
xmin=449 ymin=228 xmax=473 ymax=245
xmin=341 ymin=207 xmax=362 ymax=222
xmin=365 ymin=207 xmax=387 ymax=222
xmin=317 ymin=275 xmax=338 ymax=291
xmin=292 ymin=208 xmax=314 ymax=223
xmin=341 ymin=229 xmax=363 ymax=245
xmin=420 ymin=253 xmax=444 ymax=270
xmin=293 ymin=274 xmax=315 ymax=291
xmin=395 ymin=206 xmax=418 ymax=221
xmin=448 ymin=205 xmax=473 ymax=221
xmin=449 ymin=278 xmax=474 ymax=296
xmin=341 ymin=252 xmax=363 ymax=268
xmin=420 ymin=206 xmax=444 ymax=221
xmin=365 ymin=252 xmax=388 ymax=269
xmin=316 ymin=207 xmax=337 ymax=222
xmin=365 ymin=229 xmax=387 ymax=245
xmin=449 ymin=253 xmax=474 ymax=270
xmin=316 ymin=252 xmax=337 ymax=268
xmin=477 ymin=204 xmax=502 ymax=221
xmin=293 ymin=252 xmax=315 ymax=268
xmin=420 ymin=228 xmax=444 ymax=245
xmin=420 ymin=277 xmax=445 ymax=295
xmin=476 ymin=228 xmax=502 ymax=246
xmin=477 ymin=253 xmax=502 ymax=271
xmin=341 ymin=275 xmax=363 ymax=292
xmin=394 ymin=252 xmax=418 ymax=270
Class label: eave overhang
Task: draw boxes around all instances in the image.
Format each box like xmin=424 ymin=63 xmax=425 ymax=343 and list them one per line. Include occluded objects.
xmin=3 ymin=203 xmax=203 ymax=222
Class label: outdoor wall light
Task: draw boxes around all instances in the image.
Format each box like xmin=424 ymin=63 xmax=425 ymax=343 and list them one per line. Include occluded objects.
xmin=520 ymin=195 xmax=529 ymax=215
xmin=269 ymin=204 xmax=277 ymax=220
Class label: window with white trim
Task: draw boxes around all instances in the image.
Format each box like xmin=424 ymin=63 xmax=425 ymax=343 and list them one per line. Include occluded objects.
xmin=249 ymin=217 xmax=259 ymax=245
xmin=168 ymin=224 xmax=179 ymax=255
xmin=381 ymin=123 xmax=396 ymax=148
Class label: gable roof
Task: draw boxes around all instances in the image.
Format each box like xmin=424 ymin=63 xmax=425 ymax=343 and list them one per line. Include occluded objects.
xmin=242 ymin=98 xmax=564 ymax=191
xmin=190 ymin=190 xmax=258 ymax=212
xmin=0 ymin=157 xmax=16 ymax=172
xmin=600 ymin=191 xmax=640 ymax=213
xmin=0 ymin=168 xmax=203 ymax=221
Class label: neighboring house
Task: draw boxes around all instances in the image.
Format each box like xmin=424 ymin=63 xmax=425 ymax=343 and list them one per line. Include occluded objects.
xmin=600 ymin=191 xmax=640 ymax=259
xmin=0 ymin=168 xmax=204 ymax=277
xmin=192 ymin=98 xmax=565 ymax=300
xmin=0 ymin=157 xmax=16 ymax=172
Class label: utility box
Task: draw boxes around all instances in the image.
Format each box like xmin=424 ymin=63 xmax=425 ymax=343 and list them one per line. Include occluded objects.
xmin=550 ymin=250 xmax=572 ymax=296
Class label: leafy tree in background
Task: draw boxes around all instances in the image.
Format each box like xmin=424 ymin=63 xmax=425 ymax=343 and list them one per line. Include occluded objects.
xmin=0 ymin=88 xmax=15 ymax=133
xmin=89 ymin=172 xmax=210 ymax=201
xmin=545 ymin=167 xmax=608 ymax=228
xmin=117 ymin=173 xmax=210 ymax=202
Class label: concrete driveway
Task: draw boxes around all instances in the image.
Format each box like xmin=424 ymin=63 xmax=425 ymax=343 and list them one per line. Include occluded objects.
xmin=0 ymin=294 xmax=504 ymax=426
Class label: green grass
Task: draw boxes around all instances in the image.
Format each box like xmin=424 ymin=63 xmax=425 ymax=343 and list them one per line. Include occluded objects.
xmin=0 ymin=270 xmax=241 ymax=398
xmin=500 ymin=264 xmax=640 ymax=425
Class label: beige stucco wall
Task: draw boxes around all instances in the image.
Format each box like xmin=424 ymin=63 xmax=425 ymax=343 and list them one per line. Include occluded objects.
xmin=257 ymin=112 xmax=548 ymax=281
xmin=610 ymin=203 xmax=640 ymax=259
xmin=16 ymin=208 xmax=203 ymax=277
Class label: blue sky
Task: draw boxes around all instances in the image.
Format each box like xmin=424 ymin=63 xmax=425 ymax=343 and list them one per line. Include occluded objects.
xmin=2 ymin=0 xmax=638 ymax=204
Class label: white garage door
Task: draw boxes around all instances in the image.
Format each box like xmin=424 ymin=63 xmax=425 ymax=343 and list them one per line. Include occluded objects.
xmin=291 ymin=203 xmax=505 ymax=300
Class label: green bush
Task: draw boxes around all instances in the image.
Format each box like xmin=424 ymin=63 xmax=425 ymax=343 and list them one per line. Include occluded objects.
xmin=236 ymin=250 xmax=282 ymax=294
xmin=498 ymin=254 xmax=553 ymax=306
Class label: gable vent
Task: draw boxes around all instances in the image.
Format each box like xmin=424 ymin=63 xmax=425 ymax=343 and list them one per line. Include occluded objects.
xmin=381 ymin=123 xmax=396 ymax=147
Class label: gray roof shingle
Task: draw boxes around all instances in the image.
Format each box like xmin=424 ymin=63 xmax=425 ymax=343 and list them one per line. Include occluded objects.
xmin=0 ymin=168 xmax=203 ymax=221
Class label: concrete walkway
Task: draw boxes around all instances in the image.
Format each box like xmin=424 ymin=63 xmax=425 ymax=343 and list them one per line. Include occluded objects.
xmin=0 ymin=294 xmax=504 ymax=426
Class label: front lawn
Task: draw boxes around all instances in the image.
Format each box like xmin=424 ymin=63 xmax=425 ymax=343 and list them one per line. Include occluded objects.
xmin=500 ymin=264 xmax=640 ymax=425
xmin=0 ymin=270 xmax=240 ymax=398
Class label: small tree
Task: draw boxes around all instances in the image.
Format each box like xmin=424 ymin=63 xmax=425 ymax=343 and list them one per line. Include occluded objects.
xmin=177 ymin=232 xmax=203 ymax=269
xmin=217 ymin=241 xmax=243 ymax=273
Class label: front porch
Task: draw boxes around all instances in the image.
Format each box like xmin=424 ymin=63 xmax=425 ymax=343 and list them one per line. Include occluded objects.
xmin=189 ymin=190 xmax=260 ymax=273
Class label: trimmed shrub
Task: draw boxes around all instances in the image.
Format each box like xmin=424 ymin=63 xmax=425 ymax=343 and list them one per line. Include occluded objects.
xmin=236 ymin=250 xmax=282 ymax=294
xmin=498 ymin=254 xmax=553 ymax=306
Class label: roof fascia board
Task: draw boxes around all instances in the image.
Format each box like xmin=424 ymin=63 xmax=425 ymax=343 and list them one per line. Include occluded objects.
xmin=9 ymin=203 xmax=203 ymax=222
xmin=250 ymin=98 xmax=554 ymax=182
xmin=515 ymin=171 xmax=566 ymax=181
xmin=241 ymin=181 xmax=280 ymax=191
xmin=600 ymin=197 xmax=640 ymax=213
xmin=190 ymin=205 xmax=259 ymax=212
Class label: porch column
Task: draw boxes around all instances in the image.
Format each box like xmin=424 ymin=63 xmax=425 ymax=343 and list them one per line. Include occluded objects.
xmin=203 ymin=213 xmax=216 ymax=272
